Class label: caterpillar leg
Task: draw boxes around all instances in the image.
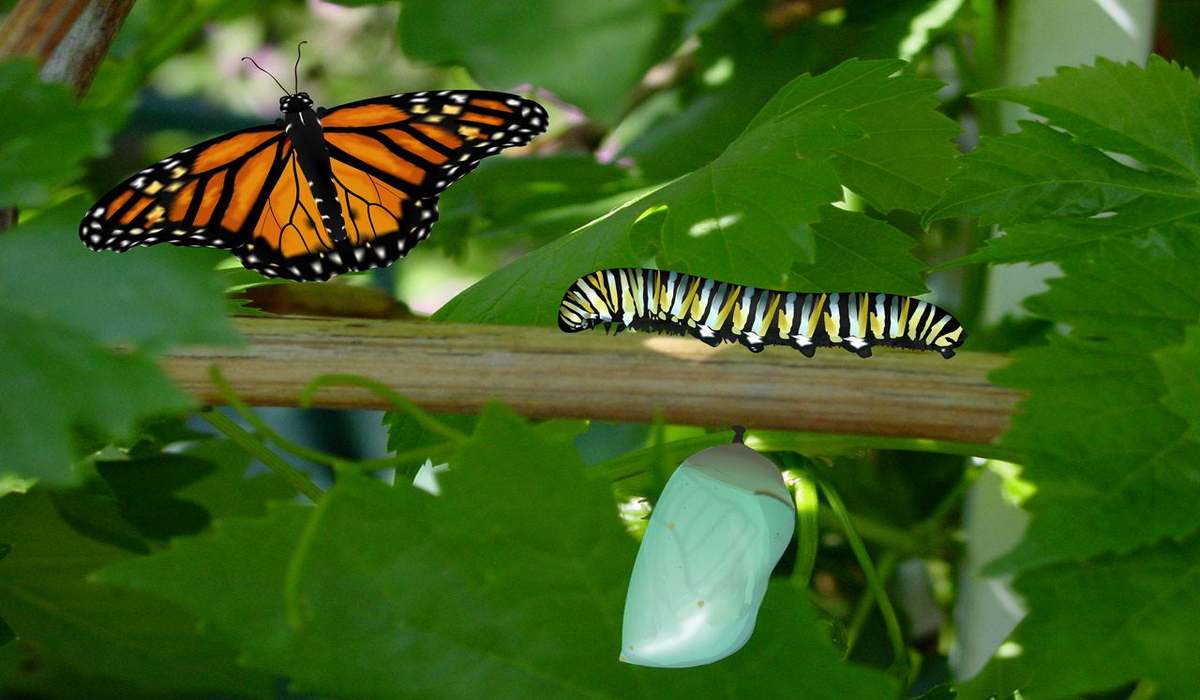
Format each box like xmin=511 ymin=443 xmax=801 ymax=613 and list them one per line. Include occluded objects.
xmin=939 ymin=347 xmax=956 ymax=359
xmin=696 ymin=325 xmax=723 ymax=348
xmin=741 ymin=333 xmax=766 ymax=353
xmin=843 ymin=338 xmax=872 ymax=358
xmin=790 ymin=335 xmax=817 ymax=358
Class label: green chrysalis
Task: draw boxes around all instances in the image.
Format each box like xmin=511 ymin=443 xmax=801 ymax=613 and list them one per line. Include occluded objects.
xmin=620 ymin=435 xmax=795 ymax=667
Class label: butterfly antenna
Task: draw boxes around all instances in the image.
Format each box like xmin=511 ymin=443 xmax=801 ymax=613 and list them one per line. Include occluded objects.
xmin=293 ymin=40 xmax=308 ymax=93
xmin=241 ymin=56 xmax=289 ymax=95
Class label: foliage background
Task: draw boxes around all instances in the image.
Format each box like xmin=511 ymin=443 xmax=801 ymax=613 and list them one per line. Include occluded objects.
xmin=1 ymin=0 xmax=1198 ymax=698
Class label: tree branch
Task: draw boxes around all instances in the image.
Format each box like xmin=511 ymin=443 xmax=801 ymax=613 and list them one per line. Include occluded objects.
xmin=0 ymin=0 xmax=134 ymax=95
xmin=0 ymin=0 xmax=134 ymax=229
xmin=163 ymin=317 xmax=1020 ymax=445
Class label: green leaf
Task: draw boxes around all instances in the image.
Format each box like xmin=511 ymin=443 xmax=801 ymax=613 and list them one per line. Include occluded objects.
xmin=0 ymin=60 xmax=122 ymax=208
xmin=431 ymin=154 xmax=641 ymax=259
xmin=927 ymin=121 xmax=1197 ymax=228
xmin=791 ymin=206 xmax=927 ymax=294
xmin=0 ymin=488 xmax=274 ymax=698
xmin=0 ymin=545 xmax=11 ymax=648
xmin=960 ymin=535 xmax=1200 ymax=700
xmin=399 ymin=0 xmax=671 ymax=124
xmin=1155 ymin=324 xmax=1200 ymax=441
xmin=981 ymin=56 xmax=1200 ymax=179
xmin=985 ymin=230 xmax=1200 ymax=572
xmin=0 ymin=201 xmax=238 ymax=483
xmin=929 ymin=58 xmax=1200 ymax=266
xmin=621 ymin=2 xmax=960 ymax=182
xmin=741 ymin=58 xmax=958 ymax=213
xmin=94 ymin=438 xmax=294 ymax=540
xmin=100 ymin=404 xmax=897 ymax=699
xmin=437 ymin=59 xmax=947 ymax=325
xmin=170 ymin=438 xmax=297 ymax=519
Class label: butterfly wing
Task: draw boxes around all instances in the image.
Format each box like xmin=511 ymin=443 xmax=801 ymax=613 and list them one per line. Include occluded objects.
xmin=283 ymin=89 xmax=549 ymax=279
xmin=80 ymin=125 xmax=287 ymax=254
xmin=82 ymin=90 xmax=547 ymax=282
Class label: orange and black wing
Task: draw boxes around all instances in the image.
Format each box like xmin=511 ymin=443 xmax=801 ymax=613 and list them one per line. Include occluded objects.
xmin=82 ymin=90 xmax=547 ymax=282
xmin=80 ymin=125 xmax=288 ymax=255
xmin=307 ymin=90 xmax=548 ymax=273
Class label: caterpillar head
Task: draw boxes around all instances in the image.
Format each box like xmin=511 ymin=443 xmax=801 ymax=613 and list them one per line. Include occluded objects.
xmin=558 ymin=283 xmax=605 ymax=333
xmin=932 ymin=321 xmax=968 ymax=359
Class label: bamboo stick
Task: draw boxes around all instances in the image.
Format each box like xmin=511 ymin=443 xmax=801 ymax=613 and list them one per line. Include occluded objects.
xmin=161 ymin=316 xmax=1020 ymax=445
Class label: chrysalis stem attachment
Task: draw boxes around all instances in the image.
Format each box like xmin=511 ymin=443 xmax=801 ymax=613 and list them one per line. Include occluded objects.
xmin=730 ymin=425 xmax=747 ymax=444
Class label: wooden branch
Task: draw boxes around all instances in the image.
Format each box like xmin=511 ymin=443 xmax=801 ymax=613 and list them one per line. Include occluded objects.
xmin=162 ymin=317 xmax=1021 ymax=445
xmin=0 ymin=0 xmax=134 ymax=229
xmin=0 ymin=0 xmax=134 ymax=95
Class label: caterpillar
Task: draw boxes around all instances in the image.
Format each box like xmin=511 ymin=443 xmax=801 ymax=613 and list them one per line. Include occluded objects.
xmin=558 ymin=268 xmax=967 ymax=359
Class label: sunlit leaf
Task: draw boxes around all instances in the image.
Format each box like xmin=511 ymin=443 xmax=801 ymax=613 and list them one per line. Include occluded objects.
xmin=437 ymin=59 xmax=947 ymax=325
xmin=961 ymin=535 xmax=1200 ymax=700
xmin=986 ymin=230 xmax=1200 ymax=572
xmin=930 ymin=57 xmax=1200 ymax=265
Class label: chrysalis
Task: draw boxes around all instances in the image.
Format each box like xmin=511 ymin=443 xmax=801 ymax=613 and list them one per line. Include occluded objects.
xmin=620 ymin=433 xmax=796 ymax=667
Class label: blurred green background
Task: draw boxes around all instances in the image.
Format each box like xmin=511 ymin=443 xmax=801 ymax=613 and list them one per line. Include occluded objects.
xmin=2 ymin=1 xmax=1200 ymax=698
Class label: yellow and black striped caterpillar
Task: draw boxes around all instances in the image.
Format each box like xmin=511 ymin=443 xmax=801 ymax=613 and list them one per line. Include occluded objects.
xmin=558 ymin=268 xmax=967 ymax=359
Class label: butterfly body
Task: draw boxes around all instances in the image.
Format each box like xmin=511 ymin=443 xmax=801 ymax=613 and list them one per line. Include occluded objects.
xmin=279 ymin=92 xmax=349 ymax=245
xmin=82 ymin=89 xmax=548 ymax=281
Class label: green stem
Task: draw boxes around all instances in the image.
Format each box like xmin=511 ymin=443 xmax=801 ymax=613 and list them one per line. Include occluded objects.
xmin=820 ymin=480 xmax=908 ymax=678
xmin=843 ymin=549 xmax=901 ymax=660
xmin=950 ymin=0 xmax=1001 ymax=332
xmin=210 ymin=367 xmax=355 ymax=471
xmin=299 ymin=374 xmax=468 ymax=444
xmin=200 ymin=410 xmax=324 ymax=502
xmin=749 ymin=431 xmax=1020 ymax=464
xmin=968 ymin=0 xmax=1001 ymax=133
xmin=599 ymin=429 xmax=1019 ymax=492
xmin=645 ymin=413 xmax=671 ymax=505
xmin=211 ymin=367 xmax=452 ymax=477
xmin=920 ymin=463 xmax=981 ymax=533
xmin=786 ymin=468 xmax=820 ymax=586
xmin=817 ymin=509 xmax=926 ymax=554
xmin=596 ymin=431 xmax=733 ymax=484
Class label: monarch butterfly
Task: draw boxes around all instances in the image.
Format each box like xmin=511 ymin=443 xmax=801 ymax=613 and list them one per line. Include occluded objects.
xmin=558 ymin=268 xmax=967 ymax=358
xmin=80 ymin=47 xmax=548 ymax=282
